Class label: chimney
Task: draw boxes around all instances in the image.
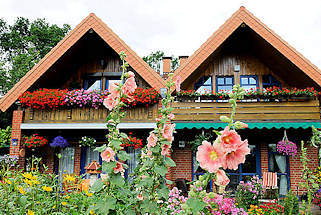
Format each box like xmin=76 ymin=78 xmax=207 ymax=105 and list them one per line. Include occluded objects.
xmin=179 ymin=56 xmax=188 ymax=67
xmin=162 ymin=57 xmax=172 ymax=79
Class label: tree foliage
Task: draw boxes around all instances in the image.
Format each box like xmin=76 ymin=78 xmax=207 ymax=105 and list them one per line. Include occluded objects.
xmin=142 ymin=51 xmax=179 ymax=74
xmin=0 ymin=17 xmax=71 ymax=94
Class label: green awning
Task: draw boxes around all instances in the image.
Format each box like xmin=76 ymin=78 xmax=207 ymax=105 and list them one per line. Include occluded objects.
xmin=175 ymin=122 xmax=321 ymax=129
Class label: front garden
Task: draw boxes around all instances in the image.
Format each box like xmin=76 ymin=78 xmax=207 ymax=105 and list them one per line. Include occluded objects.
xmin=1 ymin=51 xmax=321 ymax=214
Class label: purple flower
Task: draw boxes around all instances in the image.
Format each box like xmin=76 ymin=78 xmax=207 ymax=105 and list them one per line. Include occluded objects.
xmin=50 ymin=136 xmax=69 ymax=148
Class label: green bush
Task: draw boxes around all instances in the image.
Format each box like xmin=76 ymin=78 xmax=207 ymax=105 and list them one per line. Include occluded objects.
xmin=283 ymin=189 xmax=299 ymax=215
xmin=0 ymin=126 xmax=11 ymax=148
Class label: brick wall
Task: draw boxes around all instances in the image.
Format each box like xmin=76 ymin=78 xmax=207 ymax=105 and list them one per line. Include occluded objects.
xmin=172 ymin=145 xmax=192 ymax=182
xmin=260 ymin=143 xmax=269 ymax=173
xmin=9 ymin=110 xmax=25 ymax=169
xmin=289 ymin=145 xmax=318 ymax=195
xmin=74 ymin=146 xmax=81 ymax=175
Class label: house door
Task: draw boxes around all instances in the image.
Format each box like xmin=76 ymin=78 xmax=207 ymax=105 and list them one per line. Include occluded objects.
xmin=58 ymin=147 xmax=75 ymax=180
xmin=225 ymin=144 xmax=261 ymax=192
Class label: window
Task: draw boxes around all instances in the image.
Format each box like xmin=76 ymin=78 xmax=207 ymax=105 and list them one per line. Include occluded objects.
xmin=225 ymin=144 xmax=261 ymax=192
xmin=194 ymin=76 xmax=212 ymax=94
xmin=262 ymin=75 xmax=281 ymax=89
xmin=125 ymin=147 xmax=141 ymax=183
xmin=268 ymin=144 xmax=290 ymax=196
xmin=216 ymin=76 xmax=234 ymax=93
xmin=84 ymin=78 xmax=102 ymax=91
xmin=240 ymin=75 xmax=258 ymax=91
xmin=106 ymin=78 xmax=121 ymax=91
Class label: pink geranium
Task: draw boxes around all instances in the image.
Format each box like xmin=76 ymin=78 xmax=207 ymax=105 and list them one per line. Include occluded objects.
xmin=161 ymin=143 xmax=171 ymax=156
xmin=175 ymin=76 xmax=181 ymax=92
xmin=113 ymin=161 xmax=125 ymax=174
xmin=220 ymin=126 xmax=242 ymax=153
xmin=215 ymin=169 xmax=230 ymax=186
xmin=162 ymin=123 xmax=175 ymax=143
xmin=196 ymin=141 xmax=225 ymax=173
xmin=147 ymin=132 xmax=158 ymax=148
xmin=101 ymin=147 xmax=115 ymax=162
xmin=222 ymin=140 xmax=251 ymax=170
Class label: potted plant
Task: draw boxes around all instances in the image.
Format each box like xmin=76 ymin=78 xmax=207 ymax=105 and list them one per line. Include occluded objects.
xmin=276 ymin=131 xmax=297 ymax=157
xmin=79 ymin=136 xmax=96 ymax=147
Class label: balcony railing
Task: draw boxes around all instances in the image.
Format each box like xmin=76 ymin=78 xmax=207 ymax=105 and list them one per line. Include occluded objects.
xmin=172 ymin=98 xmax=320 ymax=121
xmin=23 ymin=105 xmax=159 ymax=123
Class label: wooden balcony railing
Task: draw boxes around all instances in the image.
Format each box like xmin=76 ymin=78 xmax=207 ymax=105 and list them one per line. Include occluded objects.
xmin=172 ymin=99 xmax=320 ymax=121
xmin=23 ymin=105 xmax=159 ymax=123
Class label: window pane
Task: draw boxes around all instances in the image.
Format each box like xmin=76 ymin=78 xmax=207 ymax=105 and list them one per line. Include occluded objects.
xmin=203 ymin=77 xmax=212 ymax=85
xmin=107 ymin=79 xmax=121 ymax=90
xmin=217 ymin=86 xmax=233 ymax=92
xmin=196 ymin=86 xmax=212 ymax=94
xmin=249 ymin=77 xmax=257 ymax=85
xmin=226 ymin=77 xmax=233 ymax=85
xmin=87 ymin=79 xmax=101 ymax=91
xmin=242 ymin=85 xmax=256 ymax=91
xmin=241 ymin=77 xmax=248 ymax=85
xmin=242 ymin=145 xmax=257 ymax=173
xmin=217 ymin=78 xmax=224 ymax=85
xmin=127 ymin=148 xmax=141 ymax=183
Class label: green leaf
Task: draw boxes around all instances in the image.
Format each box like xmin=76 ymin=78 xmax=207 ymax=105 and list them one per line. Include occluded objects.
xmin=150 ymin=145 xmax=160 ymax=153
xmin=90 ymin=179 xmax=105 ymax=193
xmin=110 ymin=174 xmax=125 ymax=186
xmin=186 ymin=197 xmax=206 ymax=214
xmin=94 ymin=144 xmax=106 ymax=152
xmin=154 ymin=165 xmax=167 ymax=176
xmin=95 ymin=197 xmax=116 ymax=214
xmin=124 ymin=208 xmax=136 ymax=215
xmin=19 ymin=196 xmax=28 ymax=206
xmin=111 ymin=139 xmax=122 ymax=150
xmin=102 ymin=161 xmax=116 ymax=174
xmin=164 ymin=156 xmax=176 ymax=167
xmin=118 ymin=150 xmax=131 ymax=161
xmin=157 ymin=186 xmax=169 ymax=199
xmin=165 ymin=178 xmax=173 ymax=185
xmin=119 ymin=132 xmax=128 ymax=139
xmin=141 ymin=199 xmax=158 ymax=213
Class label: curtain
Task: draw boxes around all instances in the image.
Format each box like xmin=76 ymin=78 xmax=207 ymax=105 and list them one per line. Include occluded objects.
xmin=127 ymin=147 xmax=141 ymax=183
xmin=84 ymin=147 xmax=100 ymax=179
xmin=193 ymin=153 xmax=199 ymax=174
xmin=275 ymin=154 xmax=288 ymax=195
xmin=59 ymin=147 xmax=75 ymax=181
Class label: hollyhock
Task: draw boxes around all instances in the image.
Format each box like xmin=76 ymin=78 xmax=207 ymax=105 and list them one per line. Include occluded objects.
xmin=147 ymin=150 xmax=153 ymax=158
xmin=147 ymin=132 xmax=158 ymax=148
xmin=137 ymin=193 xmax=144 ymax=200
xmin=161 ymin=143 xmax=171 ymax=156
xmin=168 ymin=113 xmax=175 ymax=120
xmin=175 ymin=76 xmax=181 ymax=92
xmin=162 ymin=123 xmax=175 ymax=143
xmin=109 ymin=83 xmax=120 ymax=98
xmin=122 ymin=77 xmax=137 ymax=97
xmin=101 ymin=147 xmax=115 ymax=162
xmin=220 ymin=126 xmax=242 ymax=153
xmin=127 ymin=71 xmax=135 ymax=78
xmin=215 ymin=169 xmax=230 ymax=186
xmin=222 ymin=140 xmax=251 ymax=170
xmin=234 ymin=121 xmax=248 ymax=129
xmin=196 ymin=141 xmax=225 ymax=173
xmin=103 ymin=95 xmax=119 ymax=111
xmin=113 ymin=161 xmax=125 ymax=174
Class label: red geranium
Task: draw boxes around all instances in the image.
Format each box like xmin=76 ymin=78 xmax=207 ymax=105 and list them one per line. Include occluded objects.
xmin=121 ymin=132 xmax=143 ymax=149
xmin=24 ymin=134 xmax=48 ymax=148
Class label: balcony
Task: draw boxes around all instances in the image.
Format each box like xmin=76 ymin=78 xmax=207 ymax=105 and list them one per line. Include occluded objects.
xmin=172 ymin=98 xmax=320 ymax=121
xmin=23 ymin=105 xmax=159 ymax=123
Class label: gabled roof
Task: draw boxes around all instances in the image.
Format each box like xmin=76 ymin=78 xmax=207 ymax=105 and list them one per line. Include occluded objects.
xmin=173 ymin=6 xmax=321 ymax=89
xmin=0 ymin=13 xmax=166 ymax=112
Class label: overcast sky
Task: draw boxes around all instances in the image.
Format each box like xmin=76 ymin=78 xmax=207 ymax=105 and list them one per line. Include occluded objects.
xmin=1 ymin=0 xmax=321 ymax=68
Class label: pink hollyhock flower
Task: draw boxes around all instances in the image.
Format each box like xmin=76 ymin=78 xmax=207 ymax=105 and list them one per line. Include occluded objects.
xmin=103 ymin=95 xmax=119 ymax=111
xmin=222 ymin=140 xmax=251 ymax=170
xmin=220 ymin=126 xmax=242 ymax=153
xmin=196 ymin=141 xmax=225 ymax=173
xmin=122 ymin=77 xmax=137 ymax=97
xmin=175 ymin=76 xmax=181 ymax=92
xmin=101 ymin=147 xmax=115 ymax=162
xmin=147 ymin=150 xmax=153 ymax=158
xmin=162 ymin=123 xmax=175 ymax=143
xmin=109 ymin=82 xmax=120 ymax=98
xmin=235 ymin=121 xmax=248 ymax=129
xmin=147 ymin=132 xmax=158 ymax=149
xmin=127 ymin=71 xmax=135 ymax=78
xmin=168 ymin=113 xmax=175 ymax=120
xmin=161 ymin=143 xmax=171 ymax=156
xmin=141 ymin=175 xmax=146 ymax=179
xmin=215 ymin=169 xmax=230 ymax=186
xmin=113 ymin=161 xmax=125 ymax=174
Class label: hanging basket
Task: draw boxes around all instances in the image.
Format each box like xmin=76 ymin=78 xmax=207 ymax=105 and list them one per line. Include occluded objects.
xmin=276 ymin=130 xmax=297 ymax=157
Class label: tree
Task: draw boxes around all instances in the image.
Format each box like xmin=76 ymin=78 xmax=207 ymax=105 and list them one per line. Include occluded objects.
xmin=0 ymin=17 xmax=71 ymax=94
xmin=142 ymin=51 xmax=179 ymax=74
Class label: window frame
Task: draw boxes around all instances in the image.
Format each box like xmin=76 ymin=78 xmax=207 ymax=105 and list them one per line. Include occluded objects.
xmin=194 ymin=76 xmax=213 ymax=93
xmin=216 ymin=76 xmax=234 ymax=93
xmin=105 ymin=77 xmax=122 ymax=91
xmin=240 ymin=75 xmax=259 ymax=91
xmin=83 ymin=77 xmax=102 ymax=90
xmin=262 ymin=75 xmax=281 ymax=89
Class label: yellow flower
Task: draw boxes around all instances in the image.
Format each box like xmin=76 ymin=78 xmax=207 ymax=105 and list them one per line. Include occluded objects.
xmin=42 ymin=186 xmax=53 ymax=192
xmin=64 ymin=195 xmax=70 ymax=199
xmin=27 ymin=210 xmax=34 ymax=215
xmin=61 ymin=201 xmax=67 ymax=206
xmin=90 ymin=209 xmax=96 ymax=215
xmin=4 ymin=179 xmax=12 ymax=185
xmin=18 ymin=186 xmax=26 ymax=195
xmin=85 ymin=191 xmax=93 ymax=197
xmin=52 ymin=205 xmax=56 ymax=209
xmin=22 ymin=173 xmax=37 ymax=181
xmin=63 ymin=175 xmax=75 ymax=183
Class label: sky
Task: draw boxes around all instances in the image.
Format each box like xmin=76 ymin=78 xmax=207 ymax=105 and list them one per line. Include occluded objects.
xmin=1 ymin=0 xmax=321 ymax=68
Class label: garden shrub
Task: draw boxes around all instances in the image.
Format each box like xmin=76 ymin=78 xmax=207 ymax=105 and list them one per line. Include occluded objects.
xmin=283 ymin=189 xmax=299 ymax=215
